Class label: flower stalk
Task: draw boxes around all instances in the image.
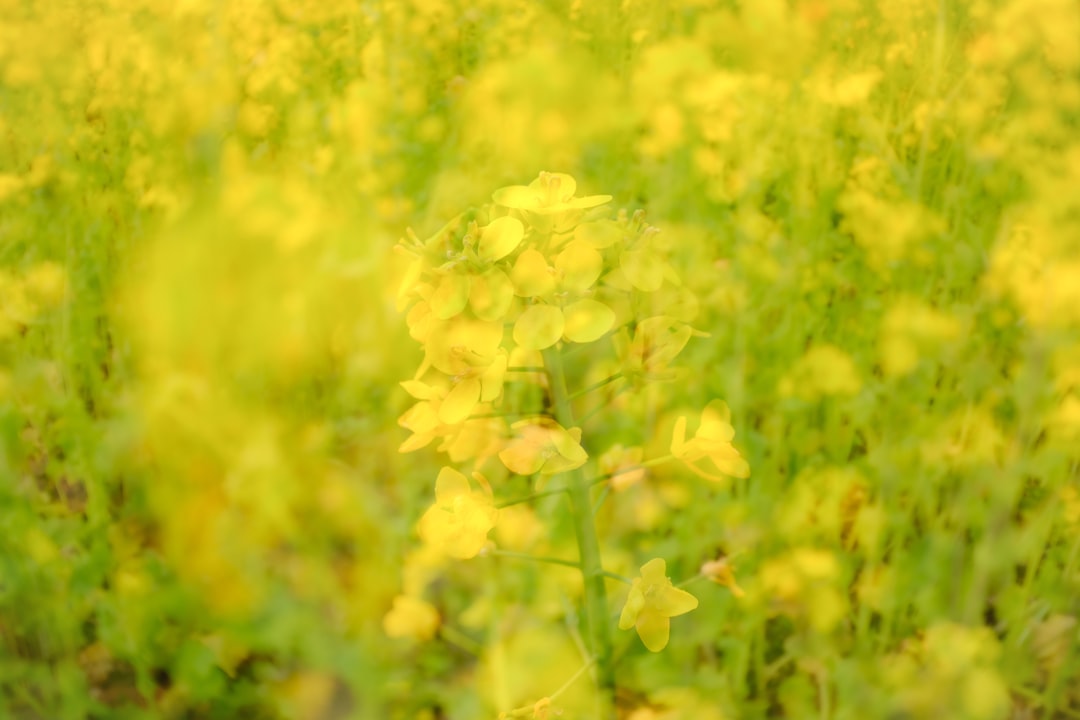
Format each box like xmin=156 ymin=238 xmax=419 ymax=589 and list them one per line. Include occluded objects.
xmin=543 ymin=345 xmax=616 ymax=715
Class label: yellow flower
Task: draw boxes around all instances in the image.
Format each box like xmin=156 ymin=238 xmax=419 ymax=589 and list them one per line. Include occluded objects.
xmin=671 ymin=400 xmax=750 ymax=481
xmin=417 ymin=468 xmax=498 ymax=559
xmin=492 ymin=171 xmax=611 ymax=216
xmin=382 ymin=594 xmax=441 ymax=641
xmin=498 ymin=419 xmax=588 ymax=475
xmin=700 ymin=556 xmax=745 ymax=598
xmin=618 ymin=558 xmax=699 ymax=652
xmin=617 ymin=316 xmax=701 ymax=381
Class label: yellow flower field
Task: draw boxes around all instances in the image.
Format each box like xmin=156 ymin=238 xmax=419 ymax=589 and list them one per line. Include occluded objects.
xmin=1 ymin=1 xmax=1078 ymax=718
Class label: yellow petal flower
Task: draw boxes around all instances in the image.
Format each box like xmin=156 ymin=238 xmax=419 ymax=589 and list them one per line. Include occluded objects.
xmin=493 ymin=172 xmax=611 ymax=216
xmin=418 ymin=467 xmax=498 ymax=559
xmin=619 ymin=558 xmax=699 ymax=652
xmin=671 ymin=400 xmax=750 ymax=481
xmin=383 ymin=594 xmax=441 ymax=641
xmin=424 ymin=316 xmax=504 ymax=375
xmin=701 ymin=557 xmax=745 ymax=598
xmin=498 ymin=419 xmax=588 ymax=475
xmin=625 ymin=316 xmax=694 ymax=377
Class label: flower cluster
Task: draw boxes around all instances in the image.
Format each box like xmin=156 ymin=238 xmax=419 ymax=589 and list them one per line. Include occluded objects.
xmin=396 ymin=173 xmax=708 ymax=551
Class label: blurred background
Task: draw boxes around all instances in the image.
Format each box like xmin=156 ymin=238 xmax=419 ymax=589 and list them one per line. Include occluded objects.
xmin=0 ymin=0 xmax=1078 ymax=717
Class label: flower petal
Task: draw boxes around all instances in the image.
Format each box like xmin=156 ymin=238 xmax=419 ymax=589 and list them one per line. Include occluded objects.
xmin=636 ymin=611 xmax=671 ymax=652
xmin=514 ymin=304 xmax=565 ymax=350
xmin=698 ymin=400 xmax=735 ymax=441
xmin=492 ymin=185 xmax=541 ymax=210
xmin=655 ymin=586 xmax=699 ymax=617
xmin=469 ymin=267 xmax=515 ymax=321
xmin=563 ymin=299 xmax=615 ymax=343
xmin=434 ymin=467 xmax=471 ymax=504
xmin=480 ymin=353 xmax=507 ymax=402
xmin=640 ymin=558 xmax=668 ymax=584
xmin=400 ymin=380 xmax=438 ymax=400
xmin=619 ymin=583 xmax=645 ymax=630
xmin=555 ymin=240 xmax=603 ymax=292
xmin=498 ymin=440 xmax=546 ymax=476
xmin=478 ymin=216 xmax=525 ymax=262
xmin=430 ymin=273 xmax=471 ymax=320
xmin=621 ymin=248 xmax=664 ymax=292
xmin=707 ymin=449 xmax=750 ymax=479
xmin=529 ymin=172 xmax=577 ymax=204
xmin=439 ymin=377 xmax=482 ymax=424
xmin=574 ymin=219 xmax=623 ymax=249
xmin=510 ymin=249 xmax=556 ymax=297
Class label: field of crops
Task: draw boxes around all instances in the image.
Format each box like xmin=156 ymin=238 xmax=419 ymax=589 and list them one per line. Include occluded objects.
xmin=2 ymin=0 xmax=1079 ymax=718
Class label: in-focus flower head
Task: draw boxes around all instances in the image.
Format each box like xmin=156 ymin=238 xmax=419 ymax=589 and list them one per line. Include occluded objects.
xmin=671 ymin=400 xmax=750 ymax=482
xmin=619 ymin=558 xmax=699 ymax=652
xmin=417 ymin=467 xmax=498 ymax=559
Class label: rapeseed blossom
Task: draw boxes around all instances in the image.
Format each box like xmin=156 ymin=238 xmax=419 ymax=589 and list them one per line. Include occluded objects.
xmin=619 ymin=558 xmax=699 ymax=652
xmin=417 ymin=467 xmax=498 ymax=559
xmin=671 ymin=400 xmax=750 ymax=481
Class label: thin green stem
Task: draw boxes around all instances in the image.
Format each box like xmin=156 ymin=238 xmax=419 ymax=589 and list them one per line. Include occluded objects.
xmin=583 ymin=454 xmax=676 ymax=488
xmin=496 ymin=486 xmax=569 ymax=509
xmin=490 ymin=549 xmax=580 ymax=570
xmin=439 ymin=625 xmax=483 ymax=656
xmin=469 ymin=410 xmax=552 ymax=420
xmin=675 ymin=572 xmax=704 ymax=589
xmin=500 ymin=659 xmax=597 ymax=718
xmin=543 ymin=345 xmax=616 ymax=717
xmin=577 ymin=384 xmax=632 ymax=426
xmin=569 ymin=372 xmax=624 ymax=401
xmin=592 ymin=485 xmax=611 ymax=516
xmin=600 ymin=570 xmax=633 ymax=585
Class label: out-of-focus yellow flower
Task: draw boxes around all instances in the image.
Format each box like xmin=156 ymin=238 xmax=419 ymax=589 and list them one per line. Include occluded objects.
xmin=760 ymin=547 xmax=846 ymax=633
xmin=617 ymin=316 xmax=700 ymax=381
xmin=417 ymin=467 xmax=498 ymax=559
xmin=778 ymin=344 xmax=861 ymax=400
xmin=671 ymin=400 xmax=750 ymax=482
xmin=599 ymin=444 xmax=645 ymax=491
xmin=383 ymin=594 xmax=441 ymax=641
xmin=700 ymin=556 xmax=745 ymax=597
xmin=498 ymin=419 xmax=588 ymax=475
xmin=618 ymin=558 xmax=699 ymax=652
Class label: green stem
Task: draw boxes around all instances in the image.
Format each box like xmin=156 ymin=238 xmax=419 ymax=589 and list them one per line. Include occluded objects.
xmin=496 ymin=486 xmax=569 ymax=509
xmin=569 ymin=372 xmax=624 ymax=401
xmin=543 ymin=345 xmax=616 ymax=717
xmin=600 ymin=570 xmax=633 ymax=585
xmin=490 ymin=549 xmax=580 ymax=570
xmin=583 ymin=454 xmax=676 ymax=488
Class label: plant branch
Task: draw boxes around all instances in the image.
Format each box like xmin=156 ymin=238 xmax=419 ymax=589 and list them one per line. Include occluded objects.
xmin=490 ymin=549 xmax=580 ymax=570
xmin=569 ymin=372 xmax=624 ymax=401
